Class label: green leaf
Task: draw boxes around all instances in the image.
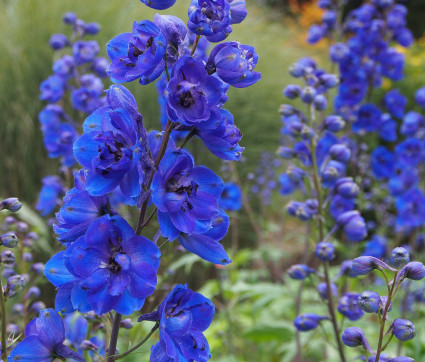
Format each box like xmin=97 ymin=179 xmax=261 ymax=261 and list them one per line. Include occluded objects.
xmin=243 ymin=322 xmax=294 ymax=342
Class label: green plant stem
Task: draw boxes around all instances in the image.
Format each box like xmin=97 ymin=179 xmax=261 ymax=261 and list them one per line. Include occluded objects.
xmin=382 ymin=333 xmax=394 ymax=352
xmin=106 ymin=313 xmax=122 ymax=362
xmin=0 ymin=280 xmax=6 ymax=361
xmin=114 ymin=322 xmax=159 ymax=360
xmin=191 ymin=35 xmax=201 ymax=56
xmin=310 ymin=130 xmax=345 ymax=361
xmin=375 ymin=271 xmax=398 ymax=362
xmin=397 ymin=280 xmax=411 ymax=356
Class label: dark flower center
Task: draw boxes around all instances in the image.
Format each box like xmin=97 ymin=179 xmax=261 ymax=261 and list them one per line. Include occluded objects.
xmin=179 ymin=91 xmax=195 ymax=108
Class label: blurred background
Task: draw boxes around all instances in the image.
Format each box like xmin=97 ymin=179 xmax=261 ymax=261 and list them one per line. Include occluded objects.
xmin=3 ymin=0 xmax=425 ymax=360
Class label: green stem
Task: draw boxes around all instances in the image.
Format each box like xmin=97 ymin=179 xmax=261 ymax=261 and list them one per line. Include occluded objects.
xmin=0 ymin=280 xmax=6 ymax=360
xmin=191 ymin=35 xmax=201 ymax=56
xmin=382 ymin=333 xmax=394 ymax=352
xmin=114 ymin=322 xmax=159 ymax=360
xmin=375 ymin=271 xmax=398 ymax=362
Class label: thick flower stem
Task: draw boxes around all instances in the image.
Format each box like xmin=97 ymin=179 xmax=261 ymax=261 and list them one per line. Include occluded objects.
xmin=191 ymin=35 xmax=201 ymax=56
xmin=375 ymin=272 xmax=398 ymax=362
xmin=107 ymin=312 xmax=122 ymax=362
xmin=115 ymin=322 xmax=159 ymax=360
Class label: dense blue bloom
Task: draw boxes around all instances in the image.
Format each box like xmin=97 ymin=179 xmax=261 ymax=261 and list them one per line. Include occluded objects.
xmin=44 ymin=215 xmax=160 ymax=315
xmin=39 ymin=75 xmax=66 ymax=103
xmin=36 ymin=176 xmax=65 ymax=216
xmin=207 ymin=42 xmax=261 ymax=88
xmin=140 ymin=0 xmax=176 ymax=9
xmin=73 ymin=85 xmax=146 ymax=198
xmin=384 ymin=89 xmax=406 ymax=119
xmin=71 ymin=74 xmax=106 ymax=114
xmin=107 ymin=21 xmax=166 ymax=84
xmin=358 ymin=291 xmax=381 ymax=313
xmin=140 ymin=284 xmax=214 ymax=362
xmin=9 ymin=309 xmax=84 ymax=361
xmin=188 ymin=0 xmax=232 ymax=42
xmin=219 ymin=182 xmax=242 ymax=211
xmin=395 ymin=138 xmax=424 ymax=167
xmin=152 ymin=148 xmax=223 ymax=239
xmin=378 ymin=114 xmax=398 ymax=142
xmin=353 ymin=103 xmax=382 ymax=133
xmin=166 ymin=56 xmax=225 ymax=125
xmin=341 ymin=327 xmax=374 ymax=353
xmin=401 ymin=111 xmax=425 ymax=137
xmin=293 ymin=314 xmax=328 ymax=331
xmin=54 ymin=169 xmax=115 ymax=244
xmin=52 ymin=55 xmax=75 ymax=79
xmin=338 ymin=292 xmax=364 ymax=321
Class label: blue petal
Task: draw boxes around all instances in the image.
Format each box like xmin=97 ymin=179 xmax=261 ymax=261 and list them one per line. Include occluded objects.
xmin=55 ymin=283 xmax=76 ymax=315
xmin=178 ymin=233 xmax=231 ymax=265
xmin=106 ymin=33 xmax=133 ymax=60
xmin=85 ymin=172 xmax=121 ymax=196
xmin=44 ymin=251 xmax=74 ymax=288
xmin=9 ymin=335 xmax=52 ymax=361
xmin=158 ymin=211 xmax=180 ymax=241
xmin=114 ymin=290 xmax=145 ymax=315
xmin=73 ymin=132 xmax=100 ymax=169
xmin=36 ymin=308 xmax=65 ymax=348
xmin=55 ymin=344 xmax=84 ymax=361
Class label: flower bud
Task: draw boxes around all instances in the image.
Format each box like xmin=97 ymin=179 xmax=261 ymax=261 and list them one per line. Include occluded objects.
xmin=120 ymin=318 xmax=133 ymax=329
xmin=320 ymin=74 xmax=339 ymax=88
xmin=324 ymin=115 xmax=346 ymax=132
xmin=338 ymin=292 xmax=364 ymax=321
xmin=301 ymin=125 xmax=314 ymax=140
xmin=337 ymin=211 xmax=367 ymax=242
xmin=1 ymin=232 xmax=18 ymax=248
xmin=30 ymin=301 xmax=46 ymax=314
xmin=1 ymin=250 xmax=15 ymax=265
xmin=0 ymin=198 xmax=22 ymax=212
xmin=287 ymin=166 xmax=305 ymax=182
xmin=279 ymin=104 xmax=296 ymax=116
xmin=315 ymin=242 xmax=335 ymax=262
xmin=25 ymin=286 xmax=41 ymax=300
xmin=288 ymin=264 xmax=315 ymax=280
xmin=84 ymin=22 xmax=100 ymax=35
xmin=351 ymin=256 xmax=397 ymax=276
xmin=397 ymin=261 xmax=425 ymax=282
xmin=342 ymin=327 xmax=374 ymax=354
xmin=293 ymin=314 xmax=328 ymax=331
xmin=322 ymin=166 xmax=339 ymax=185
xmin=317 ymin=282 xmax=337 ymax=299
xmin=80 ymin=340 xmax=99 ymax=351
xmin=23 ymin=252 xmax=33 ymax=263
xmin=63 ymin=12 xmax=77 ymax=25
xmin=277 ymin=146 xmax=295 ymax=159
xmin=390 ymin=247 xmax=410 ymax=268
xmin=335 ymin=178 xmax=359 ymax=199
xmin=389 ymin=319 xmax=416 ymax=342
xmin=283 ymin=85 xmax=301 ymax=99
xmin=2 ymin=267 xmax=16 ymax=279
xmin=304 ymin=199 xmax=319 ymax=215
xmin=13 ymin=304 xmax=24 ymax=314
xmin=7 ymin=275 xmax=26 ymax=292
xmin=358 ymin=291 xmax=381 ymax=313
xmin=17 ymin=222 xmax=28 ymax=233
xmin=6 ymin=324 xmax=19 ymax=335
xmin=388 ymin=357 xmax=414 ymax=362
xmin=313 ymin=94 xmax=328 ymax=110
xmin=287 ymin=201 xmax=312 ymax=221
xmin=300 ymin=87 xmax=317 ymax=104
xmin=289 ymin=63 xmax=304 ymax=78
xmin=30 ymin=262 xmax=44 ymax=274
xmin=330 ymin=144 xmax=351 ymax=163
xmin=49 ymin=34 xmax=69 ymax=50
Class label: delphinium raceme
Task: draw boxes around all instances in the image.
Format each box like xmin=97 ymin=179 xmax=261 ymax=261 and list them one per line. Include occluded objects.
xmin=281 ymin=56 xmax=367 ymax=361
xmin=36 ymin=13 xmax=110 ymax=218
xmin=7 ymin=0 xmax=260 ymax=361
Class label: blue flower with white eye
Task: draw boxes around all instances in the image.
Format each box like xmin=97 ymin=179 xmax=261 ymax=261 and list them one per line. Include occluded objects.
xmin=44 ymin=215 xmax=160 ymax=316
xmin=152 ymin=148 xmax=223 ymax=239
xmin=139 ymin=284 xmax=215 ymax=362
xmin=9 ymin=309 xmax=84 ymax=361
xmin=107 ymin=20 xmax=166 ymax=85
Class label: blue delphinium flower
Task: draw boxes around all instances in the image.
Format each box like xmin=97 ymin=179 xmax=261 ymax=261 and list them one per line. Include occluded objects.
xmin=73 ymin=84 xmax=147 ymax=198
xmin=384 ymin=89 xmax=406 ymax=119
xmin=219 ymin=182 xmax=242 ymax=211
xmin=44 ymin=215 xmax=160 ymax=315
xmin=71 ymin=74 xmax=106 ymax=114
xmin=395 ymin=189 xmax=425 ymax=230
xmin=401 ymin=111 xmax=424 ymax=137
xmin=53 ymin=169 xmax=115 ymax=244
xmin=139 ymin=284 xmax=215 ymax=362
xmin=293 ymin=314 xmax=328 ymax=331
xmin=288 ymin=264 xmax=316 ymax=280
xmin=371 ymin=146 xmax=396 ymax=180
xmin=49 ymin=34 xmax=69 ymax=50
xmin=151 ymin=148 xmax=223 ymax=239
xmin=315 ymin=242 xmax=335 ymax=262
xmin=188 ymin=0 xmax=232 ymax=42
xmin=107 ymin=20 xmax=166 ymax=84
xmin=39 ymin=75 xmax=66 ymax=103
xmin=35 ymin=176 xmax=65 ymax=216
xmin=166 ymin=55 xmax=225 ymax=125
xmin=207 ymin=42 xmax=261 ymax=88
xmin=72 ymin=40 xmax=100 ymax=65
xmin=337 ymin=211 xmax=367 ymax=242
xmin=9 ymin=309 xmax=84 ymax=361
